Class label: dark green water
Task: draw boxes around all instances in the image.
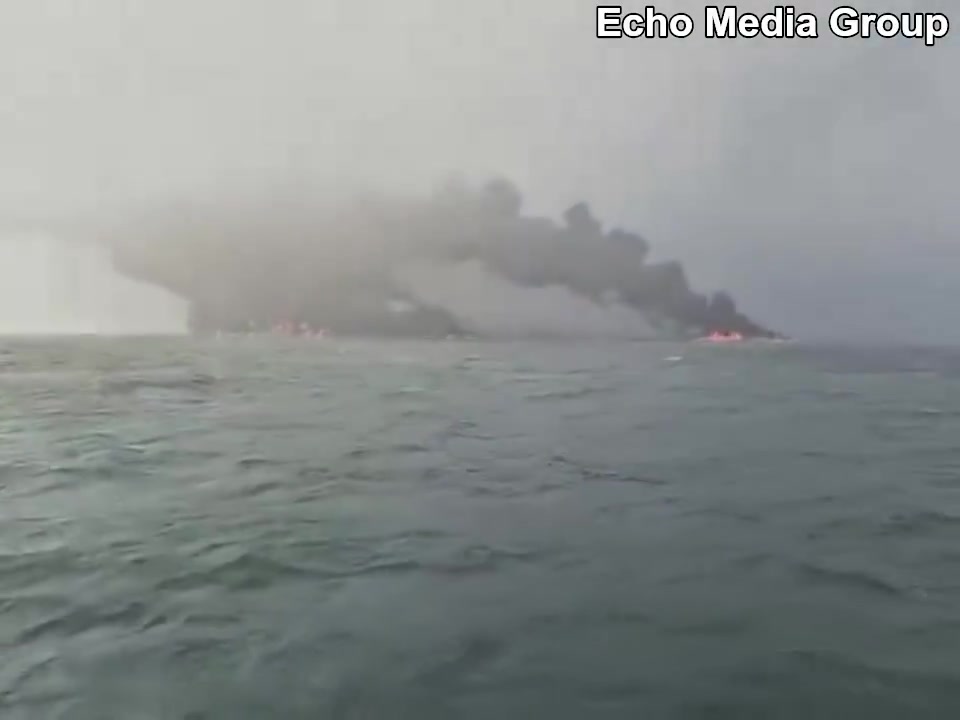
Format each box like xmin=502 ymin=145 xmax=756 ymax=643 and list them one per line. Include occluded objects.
xmin=2 ymin=337 xmax=960 ymax=718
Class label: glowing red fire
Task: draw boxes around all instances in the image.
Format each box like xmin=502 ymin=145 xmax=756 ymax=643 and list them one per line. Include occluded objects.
xmin=705 ymin=331 xmax=744 ymax=343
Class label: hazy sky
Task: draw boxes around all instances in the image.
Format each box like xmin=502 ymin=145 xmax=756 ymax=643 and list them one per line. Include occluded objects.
xmin=1 ymin=0 xmax=957 ymax=341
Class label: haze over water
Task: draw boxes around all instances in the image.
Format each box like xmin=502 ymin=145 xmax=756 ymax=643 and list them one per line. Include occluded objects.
xmin=2 ymin=337 xmax=960 ymax=718
xmin=2 ymin=0 xmax=959 ymax=716
xmin=0 ymin=237 xmax=188 ymax=336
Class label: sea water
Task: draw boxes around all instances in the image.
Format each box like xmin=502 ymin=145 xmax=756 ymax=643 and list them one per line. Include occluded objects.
xmin=2 ymin=337 xmax=960 ymax=718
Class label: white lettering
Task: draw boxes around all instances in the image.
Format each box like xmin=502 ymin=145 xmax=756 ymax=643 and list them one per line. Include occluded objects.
xmin=875 ymin=14 xmax=899 ymax=38
xmin=829 ymin=7 xmax=859 ymax=38
xmin=740 ymin=14 xmax=759 ymax=37
xmin=829 ymin=9 xmax=950 ymax=46
xmin=704 ymin=6 xmax=818 ymax=39
xmin=900 ymin=13 xmax=923 ymax=39
xmin=623 ymin=13 xmax=643 ymax=38
xmin=795 ymin=14 xmax=818 ymax=38
xmin=927 ymin=14 xmax=949 ymax=46
xmin=597 ymin=6 xmax=622 ymax=38
xmin=597 ymin=6 xmax=694 ymax=39
xmin=670 ymin=14 xmax=694 ymax=37
xmin=648 ymin=9 xmax=669 ymax=37
xmin=705 ymin=6 xmax=735 ymax=37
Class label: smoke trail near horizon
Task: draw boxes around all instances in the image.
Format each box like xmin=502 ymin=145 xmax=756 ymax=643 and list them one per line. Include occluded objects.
xmin=101 ymin=177 xmax=770 ymax=339
xmin=393 ymin=259 xmax=659 ymax=339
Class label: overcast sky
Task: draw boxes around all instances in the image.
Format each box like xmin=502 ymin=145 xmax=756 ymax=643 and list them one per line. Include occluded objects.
xmin=1 ymin=0 xmax=957 ymax=342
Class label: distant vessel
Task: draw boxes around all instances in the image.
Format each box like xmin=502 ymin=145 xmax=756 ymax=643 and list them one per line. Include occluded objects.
xmin=269 ymin=321 xmax=328 ymax=338
xmin=702 ymin=331 xmax=745 ymax=343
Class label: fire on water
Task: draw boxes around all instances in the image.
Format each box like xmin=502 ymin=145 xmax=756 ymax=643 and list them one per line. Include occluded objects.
xmin=702 ymin=331 xmax=745 ymax=343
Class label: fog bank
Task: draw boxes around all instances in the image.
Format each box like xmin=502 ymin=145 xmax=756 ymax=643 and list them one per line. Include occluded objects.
xmin=0 ymin=236 xmax=188 ymax=335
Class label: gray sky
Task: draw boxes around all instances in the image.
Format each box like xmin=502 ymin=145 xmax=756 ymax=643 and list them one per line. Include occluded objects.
xmin=1 ymin=0 xmax=957 ymax=342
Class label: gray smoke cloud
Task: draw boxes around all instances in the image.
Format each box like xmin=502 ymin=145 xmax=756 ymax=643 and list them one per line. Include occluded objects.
xmin=102 ymin=178 xmax=771 ymax=338
xmin=394 ymin=259 xmax=659 ymax=339
xmin=0 ymin=0 xmax=957 ymax=341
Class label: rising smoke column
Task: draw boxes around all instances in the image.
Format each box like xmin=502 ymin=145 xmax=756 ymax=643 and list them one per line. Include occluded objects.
xmin=105 ymin=177 xmax=775 ymax=338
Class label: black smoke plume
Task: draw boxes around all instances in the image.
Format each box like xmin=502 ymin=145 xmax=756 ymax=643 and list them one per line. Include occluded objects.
xmin=106 ymin=177 xmax=776 ymax=339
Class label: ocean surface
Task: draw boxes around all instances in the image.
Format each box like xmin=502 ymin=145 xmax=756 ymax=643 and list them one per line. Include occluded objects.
xmin=3 ymin=337 xmax=960 ymax=719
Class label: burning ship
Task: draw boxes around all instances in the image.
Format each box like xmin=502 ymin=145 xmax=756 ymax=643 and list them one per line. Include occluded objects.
xmin=703 ymin=330 xmax=745 ymax=343
xmin=105 ymin=178 xmax=778 ymax=342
